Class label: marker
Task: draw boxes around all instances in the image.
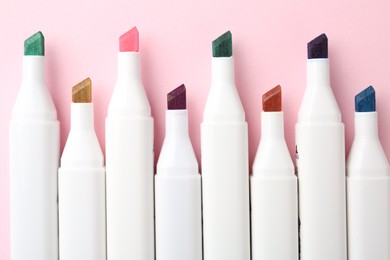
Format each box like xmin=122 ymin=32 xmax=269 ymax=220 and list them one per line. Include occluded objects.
xmin=10 ymin=31 xmax=59 ymax=260
xmin=347 ymin=86 xmax=390 ymax=260
xmin=201 ymin=31 xmax=250 ymax=260
xmin=58 ymin=78 xmax=106 ymax=260
xmin=251 ymin=85 xmax=298 ymax=260
xmin=106 ymin=26 xmax=154 ymax=260
xmin=155 ymin=84 xmax=202 ymax=260
xmin=295 ymin=33 xmax=347 ymax=260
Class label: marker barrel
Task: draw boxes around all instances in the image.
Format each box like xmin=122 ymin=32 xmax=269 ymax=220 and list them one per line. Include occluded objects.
xmin=106 ymin=52 xmax=154 ymax=260
xmin=155 ymin=110 xmax=202 ymax=260
xmin=202 ymin=57 xmax=250 ymax=260
xmin=347 ymin=112 xmax=390 ymax=260
xmin=10 ymin=56 xmax=59 ymax=260
xmin=296 ymin=59 xmax=347 ymax=260
xmin=251 ymin=112 xmax=298 ymax=260
xmin=296 ymin=115 xmax=346 ymax=260
xmin=155 ymin=175 xmax=201 ymax=260
xmin=59 ymin=103 xmax=106 ymax=260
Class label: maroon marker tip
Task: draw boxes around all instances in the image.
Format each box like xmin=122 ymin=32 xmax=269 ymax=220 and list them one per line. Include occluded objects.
xmin=167 ymin=84 xmax=186 ymax=110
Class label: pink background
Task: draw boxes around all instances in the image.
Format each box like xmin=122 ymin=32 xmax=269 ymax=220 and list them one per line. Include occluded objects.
xmin=1 ymin=0 xmax=390 ymax=258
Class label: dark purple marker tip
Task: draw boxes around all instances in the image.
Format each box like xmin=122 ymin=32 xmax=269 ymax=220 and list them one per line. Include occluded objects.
xmin=308 ymin=33 xmax=328 ymax=59
xmin=167 ymin=84 xmax=186 ymax=110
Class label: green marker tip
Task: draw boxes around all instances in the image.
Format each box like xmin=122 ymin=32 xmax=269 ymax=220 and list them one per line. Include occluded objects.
xmin=24 ymin=31 xmax=45 ymax=56
xmin=212 ymin=31 xmax=232 ymax=58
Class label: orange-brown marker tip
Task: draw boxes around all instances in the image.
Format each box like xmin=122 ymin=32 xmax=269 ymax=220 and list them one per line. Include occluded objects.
xmin=72 ymin=78 xmax=92 ymax=103
xmin=262 ymin=85 xmax=282 ymax=112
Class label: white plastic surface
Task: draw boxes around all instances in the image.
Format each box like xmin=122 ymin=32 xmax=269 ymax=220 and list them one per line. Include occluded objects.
xmin=296 ymin=58 xmax=347 ymax=260
xmin=251 ymin=177 xmax=297 ymax=259
xmin=203 ymin=57 xmax=245 ymax=122
xmin=298 ymin=59 xmax=341 ymax=123
xmin=155 ymin=110 xmax=202 ymax=260
xmin=155 ymin=175 xmax=201 ymax=260
xmin=106 ymin=52 xmax=154 ymax=260
xmin=202 ymin=56 xmax=250 ymax=260
xmin=157 ymin=110 xmax=198 ymax=175
xmin=58 ymin=169 xmax=106 ymax=260
xmin=10 ymin=56 xmax=59 ymax=260
xmin=347 ymin=112 xmax=390 ymax=260
xmin=251 ymin=112 xmax=298 ymax=260
xmin=107 ymin=52 xmax=151 ymax=117
xmin=58 ymin=103 xmax=106 ymax=260
xmin=296 ymin=123 xmax=346 ymax=260
xmin=12 ymin=57 xmax=57 ymax=121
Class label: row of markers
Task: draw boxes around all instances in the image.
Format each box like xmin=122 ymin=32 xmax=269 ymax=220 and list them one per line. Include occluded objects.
xmin=9 ymin=28 xmax=390 ymax=260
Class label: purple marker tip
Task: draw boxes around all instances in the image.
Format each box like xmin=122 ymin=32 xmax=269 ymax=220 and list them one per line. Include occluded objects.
xmin=167 ymin=84 xmax=186 ymax=110
xmin=308 ymin=33 xmax=328 ymax=59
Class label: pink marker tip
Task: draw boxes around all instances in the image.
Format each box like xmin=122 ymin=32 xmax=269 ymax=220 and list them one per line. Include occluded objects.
xmin=119 ymin=26 xmax=139 ymax=52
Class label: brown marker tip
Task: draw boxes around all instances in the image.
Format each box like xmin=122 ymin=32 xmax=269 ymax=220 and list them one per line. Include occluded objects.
xmin=72 ymin=78 xmax=92 ymax=103
xmin=262 ymin=85 xmax=282 ymax=112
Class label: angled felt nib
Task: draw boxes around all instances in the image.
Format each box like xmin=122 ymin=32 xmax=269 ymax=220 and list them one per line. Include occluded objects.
xmin=24 ymin=31 xmax=45 ymax=56
xmin=308 ymin=33 xmax=328 ymax=59
xmin=212 ymin=31 xmax=232 ymax=58
xmin=167 ymin=84 xmax=186 ymax=110
xmin=263 ymin=85 xmax=282 ymax=112
xmin=119 ymin=26 xmax=139 ymax=52
xmin=355 ymin=86 xmax=375 ymax=112
xmin=72 ymin=78 xmax=92 ymax=103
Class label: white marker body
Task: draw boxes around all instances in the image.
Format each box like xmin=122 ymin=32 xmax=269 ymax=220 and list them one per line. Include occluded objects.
xmin=201 ymin=57 xmax=250 ymax=260
xmin=251 ymin=111 xmax=298 ymax=260
xmin=58 ymin=103 xmax=106 ymax=260
xmin=155 ymin=109 xmax=202 ymax=260
xmin=10 ymin=56 xmax=59 ymax=260
xmin=296 ymin=59 xmax=347 ymax=260
xmin=106 ymin=52 xmax=154 ymax=260
xmin=347 ymin=111 xmax=390 ymax=260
